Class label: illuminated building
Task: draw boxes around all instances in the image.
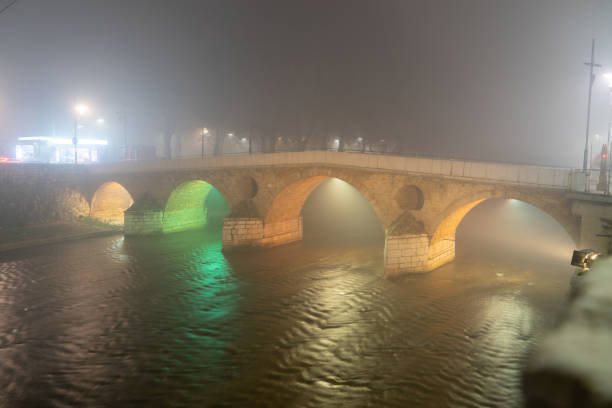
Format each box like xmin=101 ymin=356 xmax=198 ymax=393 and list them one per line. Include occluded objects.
xmin=16 ymin=136 xmax=109 ymax=163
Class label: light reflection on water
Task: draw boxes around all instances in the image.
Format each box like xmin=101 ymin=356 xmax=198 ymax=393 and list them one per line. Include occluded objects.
xmin=0 ymin=229 xmax=573 ymax=407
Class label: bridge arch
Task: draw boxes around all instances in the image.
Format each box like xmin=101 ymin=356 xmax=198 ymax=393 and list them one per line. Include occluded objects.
xmin=90 ymin=181 xmax=134 ymax=225
xmin=162 ymin=180 xmax=229 ymax=233
xmin=427 ymin=191 xmax=579 ymax=270
xmin=262 ymin=175 xmax=384 ymax=246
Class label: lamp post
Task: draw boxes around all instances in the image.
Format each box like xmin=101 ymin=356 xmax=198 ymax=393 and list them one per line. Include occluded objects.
xmin=583 ymin=39 xmax=602 ymax=172
xmin=604 ymin=74 xmax=612 ymax=154
xmin=603 ymin=73 xmax=612 ymax=194
xmin=201 ymin=127 xmax=209 ymax=158
xmin=73 ymin=103 xmax=90 ymax=164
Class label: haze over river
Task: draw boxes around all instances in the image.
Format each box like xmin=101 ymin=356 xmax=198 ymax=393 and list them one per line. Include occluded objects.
xmin=0 ymin=198 xmax=574 ymax=408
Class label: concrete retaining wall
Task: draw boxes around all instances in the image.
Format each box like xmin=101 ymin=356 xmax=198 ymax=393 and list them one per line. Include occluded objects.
xmin=0 ymin=165 xmax=90 ymax=227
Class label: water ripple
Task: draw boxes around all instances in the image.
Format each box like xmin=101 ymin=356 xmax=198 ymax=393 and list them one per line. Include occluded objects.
xmin=0 ymin=231 xmax=572 ymax=407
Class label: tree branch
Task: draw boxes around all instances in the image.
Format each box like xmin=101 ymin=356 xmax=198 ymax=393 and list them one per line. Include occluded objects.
xmin=0 ymin=0 xmax=19 ymax=17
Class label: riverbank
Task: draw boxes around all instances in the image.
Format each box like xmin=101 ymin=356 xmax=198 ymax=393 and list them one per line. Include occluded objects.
xmin=0 ymin=221 xmax=122 ymax=253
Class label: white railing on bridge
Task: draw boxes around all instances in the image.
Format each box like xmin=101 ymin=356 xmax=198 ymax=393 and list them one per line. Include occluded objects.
xmin=90 ymin=151 xmax=575 ymax=190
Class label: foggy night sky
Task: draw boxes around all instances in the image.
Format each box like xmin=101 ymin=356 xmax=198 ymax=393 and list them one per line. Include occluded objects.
xmin=1 ymin=0 xmax=612 ymax=166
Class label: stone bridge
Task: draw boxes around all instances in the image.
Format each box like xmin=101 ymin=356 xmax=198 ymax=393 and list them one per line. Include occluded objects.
xmin=1 ymin=151 xmax=609 ymax=276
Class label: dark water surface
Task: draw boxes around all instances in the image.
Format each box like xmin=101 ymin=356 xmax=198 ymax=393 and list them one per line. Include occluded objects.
xmin=0 ymin=230 xmax=573 ymax=408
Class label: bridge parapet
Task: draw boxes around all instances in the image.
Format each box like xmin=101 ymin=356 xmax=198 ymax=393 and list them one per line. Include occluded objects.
xmin=89 ymin=151 xmax=572 ymax=190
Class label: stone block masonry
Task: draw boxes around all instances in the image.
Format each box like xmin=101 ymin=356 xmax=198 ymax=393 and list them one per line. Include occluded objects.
xmin=261 ymin=217 xmax=303 ymax=247
xmin=222 ymin=217 xmax=303 ymax=249
xmin=427 ymin=238 xmax=455 ymax=270
xmin=384 ymin=234 xmax=430 ymax=277
xmin=124 ymin=209 xmax=163 ymax=235
xmin=384 ymin=234 xmax=456 ymax=277
xmin=222 ymin=218 xmax=264 ymax=248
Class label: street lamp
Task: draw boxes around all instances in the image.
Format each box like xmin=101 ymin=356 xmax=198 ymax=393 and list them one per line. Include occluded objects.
xmin=74 ymin=103 xmax=90 ymax=116
xmin=73 ymin=103 xmax=90 ymax=164
xmin=201 ymin=127 xmax=209 ymax=158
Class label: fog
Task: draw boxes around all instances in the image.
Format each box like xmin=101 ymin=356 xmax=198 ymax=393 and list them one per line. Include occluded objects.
xmin=302 ymin=180 xmax=575 ymax=265
xmin=457 ymin=199 xmax=575 ymax=265
xmin=1 ymin=0 xmax=612 ymax=166
xmin=302 ymin=178 xmax=384 ymax=244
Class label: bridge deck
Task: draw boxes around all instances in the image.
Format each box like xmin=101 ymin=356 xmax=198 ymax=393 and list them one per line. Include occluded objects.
xmin=90 ymin=151 xmax=572 ymax=190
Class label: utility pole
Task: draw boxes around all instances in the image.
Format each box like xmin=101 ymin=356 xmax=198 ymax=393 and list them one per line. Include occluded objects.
xmin=583 ymin=39 xmax=601 ymax=171
xmin=117 ymin=110 xmax=127 ymax=160
xmin=73 ymin=119 xmax=78 ymax=164
xmin=201 ymin=127 xmax=208 ymax=158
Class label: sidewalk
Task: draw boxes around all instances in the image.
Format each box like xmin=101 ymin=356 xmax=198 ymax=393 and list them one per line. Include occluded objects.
xmin=0 ymin=221 xmax=122 ymax=253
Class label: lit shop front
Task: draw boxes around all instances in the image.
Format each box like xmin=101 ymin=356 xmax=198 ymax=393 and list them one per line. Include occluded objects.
xmin=16 ymin=137 xmax=109 ymax=163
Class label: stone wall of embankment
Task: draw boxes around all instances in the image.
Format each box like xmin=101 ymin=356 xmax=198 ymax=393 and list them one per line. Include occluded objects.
xmin=0 ymin=165 xmax=90 ymax=228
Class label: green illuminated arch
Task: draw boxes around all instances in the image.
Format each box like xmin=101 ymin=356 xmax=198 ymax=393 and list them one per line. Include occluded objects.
xmin=162 ymin=180 xmax=228 ymax=233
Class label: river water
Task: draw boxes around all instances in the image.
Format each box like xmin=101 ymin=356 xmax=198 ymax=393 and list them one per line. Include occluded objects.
xmin=0 ymin=224 xmax=575 ymax=408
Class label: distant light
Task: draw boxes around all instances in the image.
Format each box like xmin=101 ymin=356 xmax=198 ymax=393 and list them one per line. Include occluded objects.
xmin=17 ymin=136 xmax=107 ymax=146
xmin=604 ymin=154 xmax=608 ymax=159
xmin=604 ymin=72 xmax=612 ymax=88
xmin=357 ymin=137 xmax=363 ymax=141
xmin=49 ymin=138 xmax=73 ymax=145
xmin=278 ymin=136 xmax=282 ymax=141
xmin=228 ymin=133 xmax=234 ymax=137
xmin=96 ymin=118 xmax=105 ymax=125
xmin=203 ymin=127 xmax=209 ymax=135
xmin=74 ymin=103 xmax=90 ymax=116
xmin=241 ymin=137 xmax=247 ymax=142
xmin=18 ymin=136 xmax=52 ymax=141
xmin=75 ymin=138 xmax=108 ymax=146
xmin=380 ymin=139 xmax=385 ymax=142
xmin=595 ymin=133 xmax=600 ymax=141
xmin=334 ymin=138 xmax=339 ymax=143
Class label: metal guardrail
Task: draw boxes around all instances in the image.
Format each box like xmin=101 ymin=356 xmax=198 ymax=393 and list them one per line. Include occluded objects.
xmin=568 ymin=168 xmax=612 ymax=195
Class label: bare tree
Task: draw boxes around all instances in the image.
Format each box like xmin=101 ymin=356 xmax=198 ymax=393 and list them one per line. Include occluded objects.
xmin=0 ymin=0 xmax=18 ymax=17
